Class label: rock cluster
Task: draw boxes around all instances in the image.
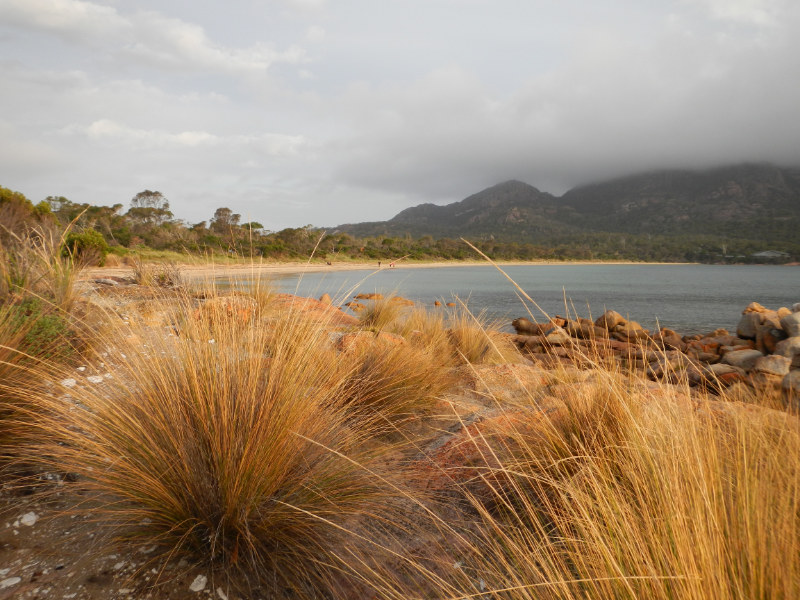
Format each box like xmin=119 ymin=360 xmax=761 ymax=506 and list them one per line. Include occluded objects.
xmin=511 ymin=302 xmax=800 ymax=408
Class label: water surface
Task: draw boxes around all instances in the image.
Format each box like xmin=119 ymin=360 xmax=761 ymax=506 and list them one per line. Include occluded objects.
xmin=254 ymin=264 xmax=799 ymax=333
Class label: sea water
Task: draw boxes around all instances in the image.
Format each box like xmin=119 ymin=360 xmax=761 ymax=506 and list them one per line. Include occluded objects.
xmin=250 ymin=264 xmax=799 ymax=334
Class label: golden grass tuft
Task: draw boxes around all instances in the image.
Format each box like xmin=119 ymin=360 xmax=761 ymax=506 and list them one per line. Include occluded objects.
xmin=23 ymin=288 xmax=405 ymax=596
xmin=337 ymin=339 xmax=458 ymax=424
xmin=357 ymin=293 xmax=410 ymax=330
xmin=446 ymin=305 xmax=520 ymax=365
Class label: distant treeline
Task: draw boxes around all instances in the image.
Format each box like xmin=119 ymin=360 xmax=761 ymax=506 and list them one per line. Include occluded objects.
xmin=1 ymin=186 xmax=797 ymax=265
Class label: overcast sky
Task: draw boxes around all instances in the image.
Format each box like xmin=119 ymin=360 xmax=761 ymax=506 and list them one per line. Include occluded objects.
xmin=1 ymin=0 xmax=799 ymax=230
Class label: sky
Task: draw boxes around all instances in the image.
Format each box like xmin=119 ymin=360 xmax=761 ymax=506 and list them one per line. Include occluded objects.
xmin=1 ymin=0 xmax=799 ymax=231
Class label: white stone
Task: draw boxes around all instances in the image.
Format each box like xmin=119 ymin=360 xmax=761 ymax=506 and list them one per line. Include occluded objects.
xmin=61 ymin=378 xmax=77 ymax=388
xmin=0 ymin=577 xmax=21 ymax=589
xmin=20 ymin=512 xmax=38 ymax=527
xmin=216 ymin=587 xmax=229 ymax=600
xmin=86 ymin=375 xmax=104 ymax=384
xmin=190 ymin=574 xmax=207 ymax=592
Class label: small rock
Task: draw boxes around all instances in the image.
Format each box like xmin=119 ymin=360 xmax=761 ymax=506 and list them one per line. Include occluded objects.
xmin=217 ymin=588 xmax=229 ymax=600
xmin=743 ymin=301 xmax=767 ymax=314
xmin=544 ymin=327 xmax=570 ymax=345
xmin=736 ymin=312 xmax=762 ymax=339
xmin=86 ymin=375 xmax=104 ymax=384
xmin=595 ymin=309 xmax=626 ymax=330
xmin=190 ymin=574 xmax=207 ymax=593
xmin=20 ymin=512 xmax=38 ymax=527
xmin=780 ymin=312 xmax=800 ymax=338
xmin=61 ymin=378 xmax=77 ymax=388
xmin=721 ymin=349 xmax=764 ymax=371
xmin=753 ymin=355 xmax=791 ymax=377
xmin=0 ymin=577 xmax=21 ymax=589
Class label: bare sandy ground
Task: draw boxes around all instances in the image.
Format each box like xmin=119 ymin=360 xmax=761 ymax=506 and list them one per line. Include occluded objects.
xmin=84 ymin=259 xmax=676 ymax=282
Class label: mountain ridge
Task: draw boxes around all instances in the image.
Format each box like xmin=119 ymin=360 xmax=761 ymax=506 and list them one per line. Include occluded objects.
xmin=335 ymin=163 xmax=800 ymax=244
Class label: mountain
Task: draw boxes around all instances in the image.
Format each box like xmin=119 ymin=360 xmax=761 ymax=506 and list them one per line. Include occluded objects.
xmin=335 ymin=163 xmax=800 ymax=245
xmin=337 ymin=180 xmax=570 ymax=240
xmin=560 ymin=163 xmax=800 ymax=240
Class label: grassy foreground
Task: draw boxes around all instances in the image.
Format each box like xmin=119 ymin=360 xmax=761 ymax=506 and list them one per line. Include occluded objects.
xmin=0 ymin=252 xmax=798 ymax=598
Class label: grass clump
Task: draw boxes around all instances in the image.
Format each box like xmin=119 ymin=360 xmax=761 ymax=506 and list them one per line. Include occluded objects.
xmin=338 ymin=339 xmax=457 ymax=424
xmin=27 ymin=290 xmax=401 ymax=597
xmin=398 ymin=368 xmax=800 ymax=600
xmin=130 ymin=257 xmax=184 ymax=287
xmin=0 ymin=225 xmax=81 ymax=311
xmin=358 ymin=293 xmax=409 ymax=330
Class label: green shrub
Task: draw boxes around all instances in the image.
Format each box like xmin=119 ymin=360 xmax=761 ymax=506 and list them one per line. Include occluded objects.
xmin=63 ymin=228 xmax=109 ymax=266
xmin=7 ymin=297 xmax=74 ymax=362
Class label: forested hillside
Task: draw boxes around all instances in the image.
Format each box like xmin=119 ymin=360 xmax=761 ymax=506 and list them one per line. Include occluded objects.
xmin=2 ymin=162 xmax=799 ymax=265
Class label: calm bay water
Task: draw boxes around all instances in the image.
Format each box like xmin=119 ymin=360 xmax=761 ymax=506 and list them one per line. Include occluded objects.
xmin=260 ymin=264 xmax=799 ymax=334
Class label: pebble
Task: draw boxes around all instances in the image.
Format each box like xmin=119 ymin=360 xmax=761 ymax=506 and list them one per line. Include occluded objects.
xmin=20 ymin=512 xmax=38 ymax=526
xmin=189 ymin=574 xmax=208 ymax=592
xmin=86 ymin=375 xmax=104 ymax=384
xmin=0 ymin=577 xmax=21 ymax=589
xmin=61 ymin=378 xmax=77 ymax=388
xmin=216 ymin=588 xmax=229 ymax=600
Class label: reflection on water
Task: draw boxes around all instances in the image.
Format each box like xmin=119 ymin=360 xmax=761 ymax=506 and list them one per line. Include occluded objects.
xmin=232 ymin=264 xmax=800 ymax=333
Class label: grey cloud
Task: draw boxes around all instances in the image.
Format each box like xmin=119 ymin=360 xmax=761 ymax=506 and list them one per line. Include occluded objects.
xmin=0 ymin=0 xmax=307 ymax=75
xmin=329 ymin=3 xmax=800 ymax=201
xmin=2 ymin=0 xmax=800 ymax=231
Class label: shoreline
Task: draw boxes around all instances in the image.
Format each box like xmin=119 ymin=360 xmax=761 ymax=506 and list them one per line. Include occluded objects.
xmin=85 ymin=259 xmax=692 ymax=281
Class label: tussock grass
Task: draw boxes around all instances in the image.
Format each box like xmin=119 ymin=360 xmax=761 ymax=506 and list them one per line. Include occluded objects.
xmin=358 ymin=294 xmax=409 ymax=330
xmin=338 ymin=340 xmax=457 ymax=424
xmin=0 ymin=302 xmax=46 ymax=467
xmin=455 ymin=380 xmax=800 ymax=599
xmin=390 ymin=303 xmax=519 ymax=367
xmin=24 ymin=288 xmax=404 ymax=596
xmin=0 ymin=223 xmax=83 ymax=472
xmin=0 ymin=225 xmax=80 ymax=311
xmin=446 ymin=306 xmax=519 ymax=365
xmin=355 ymin=359 xmax=800 ymax=600
xmin=130 ymin=257 xmax=184 ymax=287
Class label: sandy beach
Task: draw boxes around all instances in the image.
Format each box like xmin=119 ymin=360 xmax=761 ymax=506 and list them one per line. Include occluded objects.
xmin=84 ymin=258 xmax=680 ymax=282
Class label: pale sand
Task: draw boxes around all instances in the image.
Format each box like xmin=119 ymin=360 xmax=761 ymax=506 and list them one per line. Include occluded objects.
xmin=84 ymin=259 xmax=676 ymax=282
